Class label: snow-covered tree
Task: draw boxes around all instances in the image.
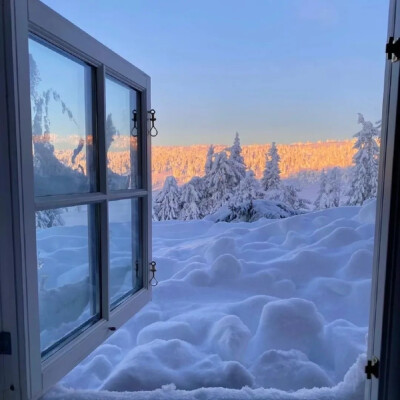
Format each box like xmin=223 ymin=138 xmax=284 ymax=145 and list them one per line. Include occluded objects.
xmin=232 ymin=170 xmax=262 ymax=205
xmin=180 ymin=182 xmax=202 ymax=220
xmin=280 ymin=184 xmax=309 ymax=211
xmin=347 ymin=114 xmax=380 ymax=206
xmin=154 ymin=176 xmax=181 ymax=221
xmin=206 ymin=151 xmax=238 ymax=211
xmin=106 ymin=114 xmax=130 ymax=190
xmin=315 ymin=168 xmax=342 ymax=209
xmin=327 ymin=168 xmax=341 ymax=207
xmin=227 ymin=170 xmax=262 ymax=221
xmin=36 ymin=209 xmax=64 ymax=229
xmin=261 ymin=142 xmax=281 ymax=192
xmin=106 ymin=113 xmax=117 ymax=152
xmin=314 ymin=170 xmax=329 ymax=209
xmin=205 ymin=145 xmax=214 ymax=175
xmin=228 ymin=132 xmax=246 ymax=181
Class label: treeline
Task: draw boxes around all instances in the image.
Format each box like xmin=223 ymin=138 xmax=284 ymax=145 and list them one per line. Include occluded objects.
xmin=152 ymin=140 xmax=355 ymax=189
xmin=53 ymin=139 xmax=356 ymax=191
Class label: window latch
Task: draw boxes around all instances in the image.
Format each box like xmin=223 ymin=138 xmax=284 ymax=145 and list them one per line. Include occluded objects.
xmin=149 ymin=261 xmax=158 ymax=286
xmin=386 ymin=37 xmax=400 ymax=62
xmin=131 ymin=109 xmax=138 ymax=137
xmin=365 ymin=356 xmax=379 ymax=379
xmin=148 ymin=109 xmax=158 ymax=137
xmin=0 ymin=332 xmax=11 ymax=355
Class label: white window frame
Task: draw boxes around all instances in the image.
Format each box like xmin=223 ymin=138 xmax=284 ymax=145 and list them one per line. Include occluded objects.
xmin=0 ymin=1 xmax=152 ymax=399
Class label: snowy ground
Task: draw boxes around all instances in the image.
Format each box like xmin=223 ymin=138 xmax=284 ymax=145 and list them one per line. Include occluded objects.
xmin=45 ymin=201 xmax=376 ymax=400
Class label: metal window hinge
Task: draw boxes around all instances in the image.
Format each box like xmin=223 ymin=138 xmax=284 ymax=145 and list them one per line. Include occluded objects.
xmin=386 ymin=37 xmax=400 ymax=62
xmin=365 ymin=356 xmax=379 ymax=379
xmin=0 ymin=332 xmax=11 ymax=355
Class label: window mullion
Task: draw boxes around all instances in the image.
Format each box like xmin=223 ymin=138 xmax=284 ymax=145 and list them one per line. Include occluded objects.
xmin=141 ymin=85 xmax=152 ymax=292
xmin=34 ymin=192 xmax=107 ymax=211
xmin=97 ymin=64 xmax=107 ymax=195
xmin=99 ymin=201 xmax=110 ymax=321
xmin=96 ymin=64 xmax=111 ymax=320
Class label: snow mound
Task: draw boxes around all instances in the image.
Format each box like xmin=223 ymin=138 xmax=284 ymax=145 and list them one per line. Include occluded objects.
xmin=209 ymin=315 xmax=251 ymax=361
xmin=249 ymin=298 xmax=324 ymax=359
xmin=100 ymin=339 xmax=254 ymax=391
xmin=250 ymin=349 xmax=332 ymax=390
xmin=208 ymin=199 xmax=299 ymax=223
xmin=210 ymin=254 xmax=242 ymax=282
xmin=42 ymin=201 xmax=376 ymax=399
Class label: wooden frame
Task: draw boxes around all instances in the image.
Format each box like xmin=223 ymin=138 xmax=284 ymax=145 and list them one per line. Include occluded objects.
xmin=0 ymin=0 xmax=152 ymax=399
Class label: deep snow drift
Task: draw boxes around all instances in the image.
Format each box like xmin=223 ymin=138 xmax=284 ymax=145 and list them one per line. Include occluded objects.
xmin=46 ymin=201 xmax=376 ymax=400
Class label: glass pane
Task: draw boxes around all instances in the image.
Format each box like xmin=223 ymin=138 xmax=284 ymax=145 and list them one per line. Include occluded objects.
xmin=36 ymin=205 xmax=99 ymax=356
xmin=106 ymin=76 xmax=140 ymax=190
xmin=29 ymin=37 xmax=95 ymax=197
xmin=108 ymin=198 xmax=142 ymax=307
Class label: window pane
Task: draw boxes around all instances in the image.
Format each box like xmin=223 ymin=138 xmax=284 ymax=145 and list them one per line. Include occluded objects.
xmin=29 ymin=37 xmax=95 ymax=197
xmin=106 ymin=77 xmax=140 ymax=190
xmin=36 ymin=205 xmax=99 ymax=356
xmin=108 ymin=199 xmax=142 ymax=307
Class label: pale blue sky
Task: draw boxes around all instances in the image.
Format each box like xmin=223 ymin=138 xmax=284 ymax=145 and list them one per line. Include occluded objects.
xmin=42 ymin=0 xmax=389 ymax=146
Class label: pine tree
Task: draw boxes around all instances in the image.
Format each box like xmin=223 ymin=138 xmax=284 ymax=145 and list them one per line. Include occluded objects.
xmin=227 ymin=170 xmax=262 ymax=221
xmin=205 ymin=145 xmax=214 ymax=175
xmin=261 ymin=142 xmax=281 ymax=192
xmin=206 ymin=151 xmax=238 ymax=211
xmin=106 ymin=113 xmax=117 ymax=152
xmin=315 ymin=168 xmax=341 ymax=209
xmin=232 ymin=170 xmax=262 ymax=205
xmin=314 ymin=170 xmax=329 ymax=209
xmin=36 ymin=209 xmax=64 ymax=229
xmin=154 ymin=176 xmax=181 ymax=221
xmin=180 ymin=183 xmax=202 ymax=220
xmin=228 ymin=132 xmax=246 ymax=181
xmin=280 ymin=184 xmax=309 ymax=211
xmin=347 ymin=114 xmax=380 ymax=206
xmin=327 ymin=168 xmax=341 ymax=207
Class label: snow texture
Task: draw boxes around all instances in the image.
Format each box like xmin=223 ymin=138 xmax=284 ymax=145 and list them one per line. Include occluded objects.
xmin=43 ymin=200 xmax=376 ymax=400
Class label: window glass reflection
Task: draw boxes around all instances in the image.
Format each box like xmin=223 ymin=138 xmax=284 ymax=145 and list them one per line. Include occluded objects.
xmin=36 ymin=205 xmax=99 ymax=356
xmin=29 ymin=37 xmax=95 ymax=197
xmin=108 ymin=198 xmax=142 ymax=307
xmin=106 ymin=77 xmax=140 ymax=190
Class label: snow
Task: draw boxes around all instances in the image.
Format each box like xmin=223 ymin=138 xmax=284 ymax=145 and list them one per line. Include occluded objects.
xmin=43 ymin=201 xmax=375 ymax=400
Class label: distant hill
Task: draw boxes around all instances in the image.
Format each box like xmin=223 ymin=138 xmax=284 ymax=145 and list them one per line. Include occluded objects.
xmin=152 ymin=140 xmax=355 ymax=190
xmin=53 ymin=139 xmax=356 ymax=190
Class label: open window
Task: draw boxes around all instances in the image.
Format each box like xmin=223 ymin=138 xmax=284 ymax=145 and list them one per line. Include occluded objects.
xmin=3 ymin=0 xmax=400 ymax=399
xmin=0 ymin=0 xmax=152 ymax=398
